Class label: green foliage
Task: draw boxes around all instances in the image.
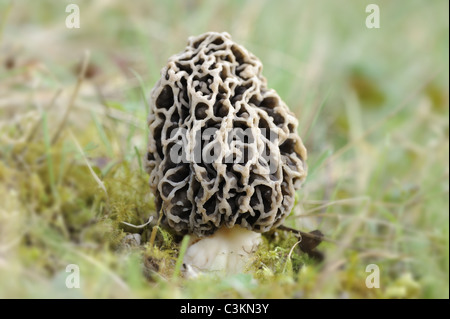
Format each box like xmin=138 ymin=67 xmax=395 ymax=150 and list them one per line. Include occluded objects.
xmin=0 ymin=0 xmax=448 ymax=299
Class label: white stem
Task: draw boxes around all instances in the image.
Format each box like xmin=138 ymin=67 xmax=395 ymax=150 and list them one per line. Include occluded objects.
xmin=182 ymin=226 xmax=261 ymax=277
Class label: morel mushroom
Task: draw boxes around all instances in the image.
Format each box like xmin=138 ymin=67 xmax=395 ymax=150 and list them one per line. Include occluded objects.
xmin=146 ymin=32 xmax=307 ymax=275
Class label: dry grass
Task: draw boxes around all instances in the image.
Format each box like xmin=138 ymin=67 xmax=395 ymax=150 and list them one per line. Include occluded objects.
xmin=0 ymin=0 xmax=448 ymax=298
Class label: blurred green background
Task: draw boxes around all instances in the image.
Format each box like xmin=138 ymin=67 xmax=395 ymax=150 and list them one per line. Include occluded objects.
xmin=0 ymin=0 xmax=448 ymax=298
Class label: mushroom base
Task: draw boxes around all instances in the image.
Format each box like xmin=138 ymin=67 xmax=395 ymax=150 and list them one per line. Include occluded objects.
xmin=182 ymin=226 xmax=262 ymax=278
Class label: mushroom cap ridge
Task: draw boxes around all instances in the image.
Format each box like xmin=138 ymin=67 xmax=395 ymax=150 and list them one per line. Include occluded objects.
xmin=146 ymin=32 xmax=307 ymax=237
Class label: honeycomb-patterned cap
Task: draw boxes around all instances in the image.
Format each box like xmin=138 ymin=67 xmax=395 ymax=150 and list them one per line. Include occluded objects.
xmin=146 ymin=32 xmax=307 ymax=237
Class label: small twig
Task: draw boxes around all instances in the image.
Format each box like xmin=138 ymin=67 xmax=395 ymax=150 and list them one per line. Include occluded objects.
xmin=278 ymin=224 xmax=336 ymax=244
xmin=69 ymin=130 xmax=107 ymax=196
xmin=282 ymin=238 xmax=302 ymax=274
xmin=51 ymin=50 xmax=90 ymax=145
xmin=120 ymin=215 xmax=154 ymax=229
xmin=299 ymin=196 xmax=370 ymax=216
xmin=149 ymin=213 xmax=163 ymax=249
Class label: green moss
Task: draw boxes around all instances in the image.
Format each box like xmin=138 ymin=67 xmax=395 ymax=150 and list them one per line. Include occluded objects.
xmin=0 ymin=0 xmax=448 ymax=299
